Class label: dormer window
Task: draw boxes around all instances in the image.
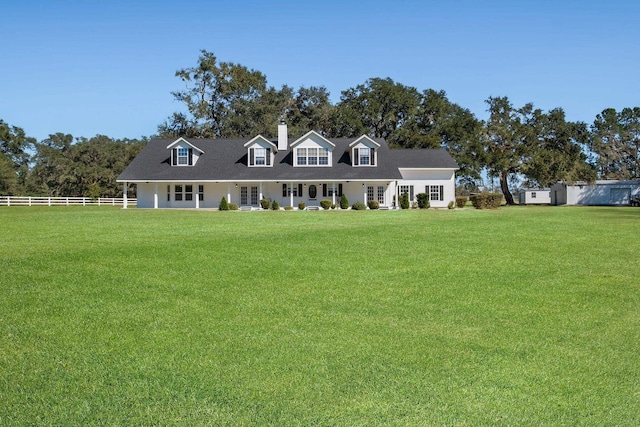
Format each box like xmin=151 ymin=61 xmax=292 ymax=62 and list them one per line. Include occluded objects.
xmin=349 ymin=135 xmax=379 ymax=167
xmin=296 ymin=147 xmax=328 ymax=166
xmin=248 ymin=147 xmax=272 ymax=166
xmin=291 ymin=131 xmax=334 ymax=167
xmin=172 ymin=147 xmax=193 ymax=166
xmin=353 ymin=147 xmax=376 ymax=166
xmin=245 ymin=135 xmax=276 ymax=167
xmin=167 ymin=138 xmax=203 ymax=167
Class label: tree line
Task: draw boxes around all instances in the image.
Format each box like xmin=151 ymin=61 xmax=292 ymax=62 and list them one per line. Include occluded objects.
xmin=0 ymin=124 xmax=146 ymax=197
xmin=2 ymin=49 xmax=638 ymax=203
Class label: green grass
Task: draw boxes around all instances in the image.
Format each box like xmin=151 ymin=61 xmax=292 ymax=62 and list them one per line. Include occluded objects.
xmin=1 ymin=206 xmax=639 ymax=426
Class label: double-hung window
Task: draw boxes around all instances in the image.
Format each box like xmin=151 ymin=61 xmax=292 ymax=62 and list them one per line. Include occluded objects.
xmin=175 ymin=185 xmax=183 ymax=201
xmin=185 ymin=185 xmax=193 ymax=201
xmin=318 ymin=148 xmax=328 ymax=165
xmin=399 ymin=185 xmax=414 ymax=201
xmin=296 ymin=147 xmax=329 ymax=166
xmin=359 ymin=148 xmax=370 ymax=165
xmin=255 ymin=148 xmax=266 ymax=165
xmin=308 ymin=148 xmax=318 ymax=165
xmin=429 ymin=185 xmax=444 ymax=201
xmin=367 ymin=186 xmax=374 ymax=201
xmin=297 ymin=148 xmax=307 ymax=165
xmin=177 ymin=148 xmax=189 ymax=165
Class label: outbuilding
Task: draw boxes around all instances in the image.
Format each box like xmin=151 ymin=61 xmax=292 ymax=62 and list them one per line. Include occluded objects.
xmin=550 ymin=180 xmax=640 ymax=206
xmin=518 ymin=189 xmax=550 ymax=205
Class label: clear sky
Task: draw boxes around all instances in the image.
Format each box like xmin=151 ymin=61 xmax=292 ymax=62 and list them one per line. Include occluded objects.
xmin=1 ymin=0 xmax=639 ymax=142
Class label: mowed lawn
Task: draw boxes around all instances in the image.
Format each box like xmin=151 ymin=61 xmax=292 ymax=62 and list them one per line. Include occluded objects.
xmin=1 ymin=206 xmax=639 ymax=426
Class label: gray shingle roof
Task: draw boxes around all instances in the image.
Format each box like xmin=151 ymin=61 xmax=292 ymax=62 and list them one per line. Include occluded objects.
xmin=117 ymin=136 xmax=458 ymax=182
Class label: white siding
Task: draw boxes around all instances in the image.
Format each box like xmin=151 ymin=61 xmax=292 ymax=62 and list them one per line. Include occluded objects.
xmin=396 ymin=169 xmax=456 ymax=208
xmin=551 ymin=181 xmax=640 ymax=205
xmin=519 ymin=190 xmax=551 ymax=205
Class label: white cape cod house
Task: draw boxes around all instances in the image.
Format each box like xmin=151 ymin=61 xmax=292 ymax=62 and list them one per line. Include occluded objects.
xmin=117 ymin=123 xmax=459 ymax=209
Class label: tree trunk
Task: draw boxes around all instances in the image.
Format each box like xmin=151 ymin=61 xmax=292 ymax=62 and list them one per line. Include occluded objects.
xmin=500 ymin=170 xmax=515 ymax=205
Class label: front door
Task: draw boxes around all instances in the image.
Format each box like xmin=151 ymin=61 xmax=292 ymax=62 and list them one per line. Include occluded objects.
xmin=308 ymin=185 xmax=317 ymax=200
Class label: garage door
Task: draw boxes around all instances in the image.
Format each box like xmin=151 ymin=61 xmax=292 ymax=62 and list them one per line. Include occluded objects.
xmin=610 ymin=188 xmax=631 ymax=205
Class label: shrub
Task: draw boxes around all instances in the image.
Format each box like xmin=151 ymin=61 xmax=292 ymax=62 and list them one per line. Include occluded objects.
xmin=260 ymin=199 xmax=270 ymax=210
xmin=298 ymin=201 xmax=306 ymax=210
xmin=320 ymin=199 xmax=332 ymax=210
xmin=470 ymin=193 xmax=503 ymax=209
xmin=228 ymin=203 xmax=239 ymax=210
xmin=367 ymin=200 xmax=379 ymax=209
xmin=271 ymin=200 xmax=280 ymax=210
xmin=219 ymin=196 xmax=229 ymax=210
xmin=448 ymin=201 xmax=455 ymax=209
xmin=340 ymin=194 xmax=349 ymax=209
xmin=284 ymin=206 xmax=294 ymax=210
xmin=400 ymin=191 xmax=410 ymax=209
xmin=455 ymin=196 xmax=467 ymax=209
xmin=416 ymin=193 xmax=430 ymax=209
xmin=352 ymin=201 xmax=367 ymax=210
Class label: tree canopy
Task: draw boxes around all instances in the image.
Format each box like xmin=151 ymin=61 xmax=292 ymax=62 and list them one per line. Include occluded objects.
xmin=2 ymin=50 xmax=638 ymax=199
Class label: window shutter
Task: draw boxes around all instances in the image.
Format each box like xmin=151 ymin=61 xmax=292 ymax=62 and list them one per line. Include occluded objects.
xmin=188 ymin=148 xmax=193 ymax=165
xmin=353 ymin=149 xmax=359 ymax=165
xmin=322 ymin=184 xmax=327 ymax=197
xmin=371 ymin=148 xmax=375 ymax=165
xmin=282 ymin=184 xmax=287 ymax=197
xmin=338 ymin=184 xmax=343 ymax=197
xmin=298 ymin=184 xmax=303 ymax=196
xmin=249 ymin=148 xmax=254 ymax=166
xmin=266 ymin=148 xmax=271 ymax=166
xmin=172 ymin=149 xmax=177 ymax=166
xmin=440 ymin=186 xmax=444 ymax=201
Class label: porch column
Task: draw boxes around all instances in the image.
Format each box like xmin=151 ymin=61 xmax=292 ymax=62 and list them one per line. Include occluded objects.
xmin=363 ymin=183 xmax=367 ymax=203
xmin=123 ymin=182 xmax=128 ymax=209
xmin=332 ymin=183 xmax=336 ymax=206
xmin=259 ymin=182 xmax=263 ymax=203
xmin=227 ymin=183 xmax=231 ymax=204
xmin=289 ymin=182 xmax=293 ymax=207
xmin=195 ymin=185 xmax=200 ymax=209
xmin=395 ymin=181 xmax=399 ymax=209
xmin=153 ymin=183 xmax=158 ymax=209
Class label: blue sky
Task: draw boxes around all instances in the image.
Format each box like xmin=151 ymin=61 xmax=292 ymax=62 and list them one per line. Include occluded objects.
xmin=1 ymin=0 xmax=639 ymax=142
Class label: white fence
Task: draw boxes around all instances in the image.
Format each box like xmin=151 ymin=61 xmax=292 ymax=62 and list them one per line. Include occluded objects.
xmin=0 ymin=196 xmax=136 ymax=207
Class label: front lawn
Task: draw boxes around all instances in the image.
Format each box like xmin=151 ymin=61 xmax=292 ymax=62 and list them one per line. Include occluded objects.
xmin=1 ymin=206 xmax=638 ymax=425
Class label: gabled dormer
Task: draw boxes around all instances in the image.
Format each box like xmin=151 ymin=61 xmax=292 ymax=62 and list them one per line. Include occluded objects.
xmin=244 ymin=135 xmax=276 ymax=167
xmin=349 ymin=135 xmax=379 ymax=167
xmin=290 ymin=131 xmax=335 ymax=167
xmin=167 ymin=137 xmax=204 ymax=166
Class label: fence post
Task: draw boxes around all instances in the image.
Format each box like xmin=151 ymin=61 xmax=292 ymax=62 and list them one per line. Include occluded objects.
xmin=66 ymin=197 xmax=69 ymax=206
xmin=7 ymin=196 xmax=10 ymax=207
xmin=29 ymin=196 xmax=32 ymax=206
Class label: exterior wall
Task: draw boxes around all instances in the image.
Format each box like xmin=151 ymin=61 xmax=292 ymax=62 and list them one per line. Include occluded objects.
xmin=551 ymin=181 xmax=640 ymax=205
xmin=519 ymin=190 xmax=551 ymax=205
xmin=135 ymin=181 xmax=396 ymax=209
xmin=396 ymin=169 xmax=456 ymax=208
